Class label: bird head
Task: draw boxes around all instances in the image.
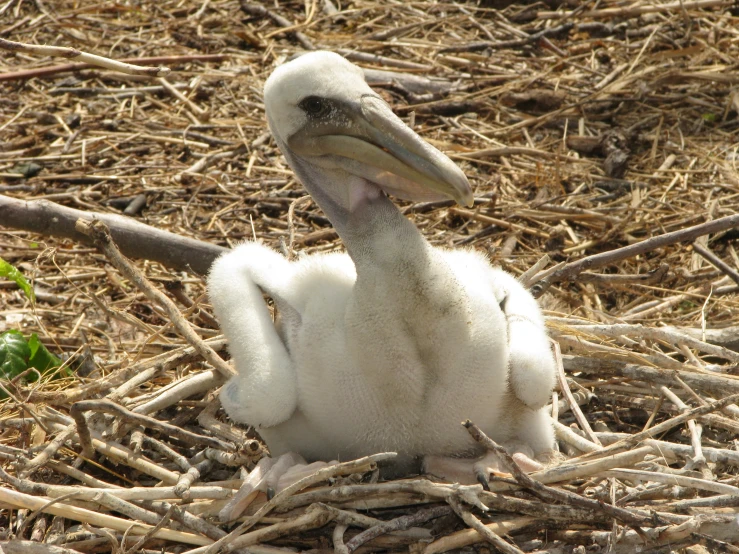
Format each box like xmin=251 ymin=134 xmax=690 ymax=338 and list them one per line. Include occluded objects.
xmin=263 ymin=52 xmax=473 ymax=215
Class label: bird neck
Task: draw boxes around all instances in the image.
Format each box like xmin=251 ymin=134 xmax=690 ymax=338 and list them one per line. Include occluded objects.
xmin=284 ymin=147 xmax=434 ymax=275
xmin=343 ymin=193 xmax=429 ymax=271
xmin=287 ymin=152 xmax=425 ymax=258
xmin=291 ymin=156 xmax=473 ymax=374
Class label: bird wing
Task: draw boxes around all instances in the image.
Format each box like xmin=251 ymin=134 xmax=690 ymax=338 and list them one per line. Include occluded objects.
xmin=488 ymin=268 xmax=557 ymax=410
xmin=208 ymin=242 xmax=299 ymax=428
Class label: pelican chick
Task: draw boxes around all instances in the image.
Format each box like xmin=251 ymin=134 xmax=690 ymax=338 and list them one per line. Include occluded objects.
xmin=208 ymin=52 xmax=557 ymax=517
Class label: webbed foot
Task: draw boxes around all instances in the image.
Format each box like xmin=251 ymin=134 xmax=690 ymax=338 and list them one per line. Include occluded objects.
xmin=423 ymin=446 xmax=552 ymax=489
xmin=219 ymin=452 xmax=338 ymax=522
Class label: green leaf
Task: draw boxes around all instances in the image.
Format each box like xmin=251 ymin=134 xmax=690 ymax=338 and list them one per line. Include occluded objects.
xmin=27 ymin=333 xmax=62 ymax=373
xmin=0 ymin=330 xmax=32 ymax=380
xmin=0 ymin=257 xmax=35 ymax=302
xmin=0 ymin=331 xmax=62 ymax=386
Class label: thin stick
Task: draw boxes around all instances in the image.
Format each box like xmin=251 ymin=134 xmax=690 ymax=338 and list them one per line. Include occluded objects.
xmin=555 ymin=323 xmax=739 ymax=363
xmin=0 ymin=540 xmax=88 ymax=554
xmin=0 ymin=487 xmax=211 ymax=546
xmin=536 ymin=0 xmax=733 ymax=20
xmin=203 ymin=453 xmax=397 ymax=554
xmin=43 ymin=421 xmax=180 ymax=484
xmin=692 ymin=242 xmax=739 ymax=286
xmin=440 ymin=22 xmax=574 ymax=53
xmin=517 ymin=254 xmax=550 ymax=288
xmin=239 ymin=2 xmax=315 ymax=50
xmin=554 ymin=421 xmax=602 ymax=453
xmin=132 ymin=370 xmax=224 ymax=415
xmin=75 ymin=219 xmax=236 ymax=379
xmin=552 ymin=341 xmax=601 ymax=445
xmin=603 ymin=468 xmax=739 ymax=496
xmin=273 ymin=479 xmax=604 ymax=519
xmin=423 ymin=517 xmax=534 ymax=554
xmin=463 ymin=420 xmax=653 ymax=527
xmin=1 ymin=465 xmax=233 ymax=501
xmin=450 ymin=208 xmax=550 ymax=238
xmin=0 ymin=54 xmax=226 ymax=82
xmin=579 ymin=392 xmax=739 ymax=460
xmin=20 ymin=424 xmax=77 ymax=476
xmin=561 ymin=355 xmax=739 ymax=400
xmin=519 ymin=445 xmax=655 ymax=487
xmin=659 ymin=387 xmax=707 ymax=470
xmin=333 ymin=524 xmax=349 ymax=554
xmin=123 ymin=505 xmax=177 ymax=554
xmin=158 ymin=77 xmax=209 ymax=121
xmin=70 ymin=399 xmax=233 ymax=451
xmin=642 ymin=392 xmax=665 ymax=432
xmin=345 ymin=505 xmax=452 ymax=553
xmin=184 ymin=504 xmax=337 ymax=554
xmin=447 ymin=497 xmax=524 ymax=554
xmin=532 ymin=213 xmax=739 ymax=297
xmin=0 ymin=38 xmax=169 ymax=77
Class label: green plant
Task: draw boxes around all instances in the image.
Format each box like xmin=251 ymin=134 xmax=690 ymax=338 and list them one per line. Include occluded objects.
xmin=0 ymin=255 xmax=35 ymax=302
xmin=0 ymin=257 xmax=63 ymax=387
xmin=0 ymin=329 xmax=62 ymax=380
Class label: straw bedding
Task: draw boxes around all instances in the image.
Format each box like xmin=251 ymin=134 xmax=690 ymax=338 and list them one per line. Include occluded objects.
xmin=1 ymin=1 xmax=739 ymax=552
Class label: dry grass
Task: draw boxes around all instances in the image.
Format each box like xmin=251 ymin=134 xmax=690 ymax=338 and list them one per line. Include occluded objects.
xmin=1 ymin=0 xmax=739 ymax=552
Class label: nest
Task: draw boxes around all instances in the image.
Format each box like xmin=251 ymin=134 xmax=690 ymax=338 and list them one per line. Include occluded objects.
xmin=1 ymin=0 xmax=739 ymax=553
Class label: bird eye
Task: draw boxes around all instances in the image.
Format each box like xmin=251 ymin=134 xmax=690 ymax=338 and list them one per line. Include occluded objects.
xmin=300 ymin=96 xmax=327 ymax=116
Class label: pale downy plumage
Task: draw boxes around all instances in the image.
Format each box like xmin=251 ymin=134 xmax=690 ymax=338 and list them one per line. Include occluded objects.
xmin=208 ymin=52 xmax=556 ymax=518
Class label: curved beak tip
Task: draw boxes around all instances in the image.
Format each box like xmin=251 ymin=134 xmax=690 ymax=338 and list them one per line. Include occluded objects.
xmin=451 ymin=173 xmax=474 ymax=207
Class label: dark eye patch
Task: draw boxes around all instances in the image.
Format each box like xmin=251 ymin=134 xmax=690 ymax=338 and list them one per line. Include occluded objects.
xmin=299 ymin=96 xmax=330 ymax=117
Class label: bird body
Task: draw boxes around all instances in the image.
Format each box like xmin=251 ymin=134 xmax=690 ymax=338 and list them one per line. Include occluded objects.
xmin=209 ymin=51 xmax=556 ymax=486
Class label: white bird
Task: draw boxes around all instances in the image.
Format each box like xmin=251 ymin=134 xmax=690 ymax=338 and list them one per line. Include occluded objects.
xmin=208 ymin=52 xmax=556 ymax=514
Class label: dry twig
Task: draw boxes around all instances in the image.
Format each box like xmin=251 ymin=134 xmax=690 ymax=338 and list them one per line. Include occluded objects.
xmin=0 ymin=38 xmax=170 ymax=76
xmin=75 ymin=218 xmax=235 ymax=379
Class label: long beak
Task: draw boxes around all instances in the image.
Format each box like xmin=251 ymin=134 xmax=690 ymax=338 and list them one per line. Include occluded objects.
xmin=288 ymin=95 xmax=473 ymax=207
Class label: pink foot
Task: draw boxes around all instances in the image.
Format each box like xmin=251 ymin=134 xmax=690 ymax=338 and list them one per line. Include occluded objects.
xmin=424 ymin=447 xmax=548 ymax=489
xmin=219 ymin=452 xmax=338 ymax=522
